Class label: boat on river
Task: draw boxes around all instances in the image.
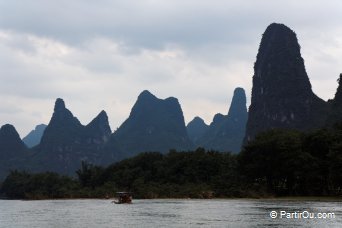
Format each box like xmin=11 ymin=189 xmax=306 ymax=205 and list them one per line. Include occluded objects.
xmin=113 ymin=192 xmax=132 ymax=204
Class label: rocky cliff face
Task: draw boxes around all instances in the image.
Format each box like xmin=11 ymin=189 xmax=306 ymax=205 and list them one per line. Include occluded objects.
xmin=0 ymin=124 xmax=28 ymax=179
xmin=30 ymin=99 xmax=112 ymax=175
xmin=22 ymin=124 xmax=47 ymax=148
xmin=39 ymin=98 xmax=83 ymax=147
xmin=186 ymin=117 xmax=209 ymax=145
xmin=197 ymin=87 xmax=248 ymax=153
xmin=327 ymin=74 xmax=342 ymax=126
xmin=107 ymin=90 xmax=193 ymax=160
xmin=85 ymin=110 xmax=112 ymax=145
xmin=245 ymin=23 xmax=328 ymax=142
xmin=0 ymin=124 xmax=27 ymax=160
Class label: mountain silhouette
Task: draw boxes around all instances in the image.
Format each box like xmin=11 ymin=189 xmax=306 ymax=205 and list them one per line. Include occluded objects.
xmin=244 ymin=23 xmax=328 ymax=142
xmin=196 ymin=87 xmax=248 ymax=153
xmin=22 ymin=124 xmax=47 ymax=148
xmin=0 ymin=124 xmax=28 ymax=179
xmin=106 ymin=90 xmax=193 ymax=160
xmin=29 ymin=99 xmax=111 ymax=175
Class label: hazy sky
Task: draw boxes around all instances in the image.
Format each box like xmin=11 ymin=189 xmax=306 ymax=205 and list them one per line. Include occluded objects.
xmin=1 ymin=0 xmax=342 ymax=137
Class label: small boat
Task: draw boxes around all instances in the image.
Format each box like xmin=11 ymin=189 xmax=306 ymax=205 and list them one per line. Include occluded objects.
xmin=113 ymin=192 xmax=132 ymax=204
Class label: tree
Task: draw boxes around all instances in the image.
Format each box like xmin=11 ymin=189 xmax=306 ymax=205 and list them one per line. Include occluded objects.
xmin=239 ymin=129 xmax=312 ymax=195
xmin=76 ymin=161 xmax=104 ymax=189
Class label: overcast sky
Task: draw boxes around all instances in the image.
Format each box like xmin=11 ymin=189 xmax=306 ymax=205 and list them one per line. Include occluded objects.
xmin=1 ymin=0 xmax=342 ymax=137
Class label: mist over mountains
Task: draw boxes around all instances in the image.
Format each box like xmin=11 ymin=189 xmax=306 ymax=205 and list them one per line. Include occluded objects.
xmin=0 ymin=23 xmax=341 ymax=179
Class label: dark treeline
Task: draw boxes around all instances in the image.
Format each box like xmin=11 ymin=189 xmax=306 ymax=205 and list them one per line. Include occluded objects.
xmin=239 ymin=123 xmax=342 ymax=196
xmin=1 ymin=124 xmax=341 ymax=199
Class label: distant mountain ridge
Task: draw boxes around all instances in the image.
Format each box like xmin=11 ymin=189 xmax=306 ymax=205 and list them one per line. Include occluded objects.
xmin=28 ymin=98 xmax=112 ymax=175
xmin=22 ymin=124 xmax=47 ymax=148
xmin=189 ymin=87 xmax=248 ymax=153
xmin=186 ymin=117 xmax=209 ymax=145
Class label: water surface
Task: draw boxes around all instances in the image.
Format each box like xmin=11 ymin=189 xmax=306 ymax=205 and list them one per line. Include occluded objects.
xmin=0 ymin=199 xmax=341 ymax=227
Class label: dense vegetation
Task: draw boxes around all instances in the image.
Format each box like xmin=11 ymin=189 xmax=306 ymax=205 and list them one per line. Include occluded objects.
xmin=239 ymin=123 xmax=342 ymax=196
xmin=1 ymin=124 xmax=341 ymax=199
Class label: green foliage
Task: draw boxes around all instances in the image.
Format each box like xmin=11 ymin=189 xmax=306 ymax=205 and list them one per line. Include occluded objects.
xmin=76 ymin=161 xmax=105 ymax=189
xmin=239 ymin=125 xmax=342 ymax=196
xmin=102 ymin=148 xmax=241 ymax=198
xmin=0 ymin=148 xmax=242 ymax=199
xmin=0 ymin=170 xmax=79 ymax=199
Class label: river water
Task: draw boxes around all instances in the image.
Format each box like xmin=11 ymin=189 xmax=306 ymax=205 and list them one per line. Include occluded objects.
xmin=0 ymin=199 xmax=341 ymax=227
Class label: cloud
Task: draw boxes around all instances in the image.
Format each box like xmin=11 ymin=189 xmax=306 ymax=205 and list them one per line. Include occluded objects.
xmin=0 ymin=30 xmax=251 ymax=136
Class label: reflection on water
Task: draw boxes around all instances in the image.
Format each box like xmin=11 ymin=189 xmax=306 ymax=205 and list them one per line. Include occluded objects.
xmin=0 ymin=199 xmax=341 ymax=227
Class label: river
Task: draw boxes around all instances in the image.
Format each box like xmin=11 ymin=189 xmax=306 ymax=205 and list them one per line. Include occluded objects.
xmin=0 ymin=199 xmax=341 ymax=227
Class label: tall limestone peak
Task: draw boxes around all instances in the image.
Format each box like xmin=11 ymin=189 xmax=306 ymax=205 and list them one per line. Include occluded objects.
xmin=22 ymin=124 xmax=47 ymax=148
xmin=138 ymin=90 xmax=157 ymax=101
xmin=245 ymin=23 xmax=328 ymax=142
xmin=0 ymin=124 xmax=27 ymax=160
xmin=186 ymin=117 xmax=209 ymax=145
xmin=40 ymin=98 xmax=82 ymax=145
xmin=54 ymin=98 xmax=66 ymax=111
xmin=28 ymin=99 xmax=115 ymax=175
xmin=48 ymin=98 xmax=81 ymax=127
xmin=253 ymin=23 xmax=312 ymax=97
xmin=0 ymin=124 xmax=21 ymax=139
xmin=85 ymin=110 xmax=112 ymax=143
xmin=108 ymin=90 xmax=193 ymax=160
xmin=87 ymin=110 xmax=111 ymax=131
xmin=327 ymin=74 xmax=342 ymax=125
xmin=0 ymin=124 xmax=28 ymax=180
xmin=228 ymin=87 xmax=248 ymax=121
xmin=196 ymin=87 xmax=248 ymax=153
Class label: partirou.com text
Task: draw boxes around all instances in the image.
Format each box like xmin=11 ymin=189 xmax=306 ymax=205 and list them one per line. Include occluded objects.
xmin=270 ymin=210 xmax=335 ymax=219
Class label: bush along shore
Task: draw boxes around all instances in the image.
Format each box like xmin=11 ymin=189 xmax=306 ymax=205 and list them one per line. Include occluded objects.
xmin=1 ymin=124 xmax=341 ymax=200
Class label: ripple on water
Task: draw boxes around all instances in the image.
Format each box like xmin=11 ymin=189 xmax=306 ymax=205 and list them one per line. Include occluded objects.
xmin=0 ymin=199 xmax=342 ymax=227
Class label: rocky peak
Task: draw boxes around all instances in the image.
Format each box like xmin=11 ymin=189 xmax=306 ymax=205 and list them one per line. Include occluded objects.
xmin=0 ymin=124 xmax=27 ymax=159
xmin=254 ymin=23 xmax=312 ymax=99
xmin=195 ymin=87 xmax=248 ymax=153
xmin=54 ymin=98 xmax=66 ymax=111
xmin=40 ymin=98 xmax=82 ymax=145
xmin=213 ymin=113 xmax=225 ymax=124
xmin=137 ymin=90 xmax=157 ymax=102
xmin=109 ymin=90 xmax=193 ymax=159
xmin=32 ymin=99 xmax=112 ymax=175
xmin=186 ymin=117 xmax=209 ymax=145
xmin=189 ymin=116 xmax=207 ymax=126
xmin=245 ymin=23 xmax=328 ymax=142
xmin=35 ymin=124 xmax=47 ymax=131
xmin=49 ymin=98 xmax=81 ymax=127
xmin=86 ymin=110 xmax=112 ymax=141
xmin=228 ymin=87 xmax=247 ymax=120
xmin=0 ymin=124 xmax=19 ymax=138
xmin=90 ymin=110 xmax=109 ymax=125
xmin=22 ymin=124 xmax=47 ymax=148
